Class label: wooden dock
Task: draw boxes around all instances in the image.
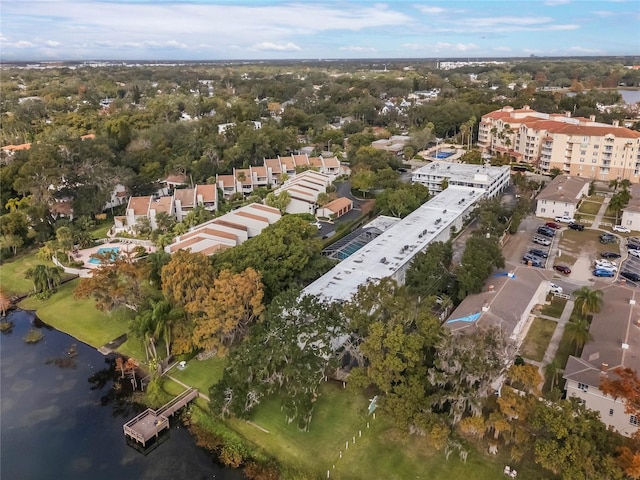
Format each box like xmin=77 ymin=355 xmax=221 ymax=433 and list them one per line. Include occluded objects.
xmin=123 ymin=387 xmax=198 ymax=447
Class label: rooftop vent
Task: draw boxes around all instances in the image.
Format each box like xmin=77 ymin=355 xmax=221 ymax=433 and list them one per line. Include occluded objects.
xmin=443 ymin=209 xmax=447 ymax=214
xmin=435 ymin=218 xmax=441 ymax=224
xmin=380 ymin=257 xmax=387 ymax=264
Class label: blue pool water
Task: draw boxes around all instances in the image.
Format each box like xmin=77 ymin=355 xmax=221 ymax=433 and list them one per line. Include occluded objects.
xmin=434 ymin=151 xmax=454 ymax=159
xmin=88 ymin=246 xmax=120 ymax=264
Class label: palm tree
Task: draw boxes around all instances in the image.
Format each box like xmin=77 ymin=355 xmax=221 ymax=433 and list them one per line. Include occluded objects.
xmin=609 ymin=193 xmax=627 ymax=225
xmin=620 ymin=179 xmax=632 ymax=191
xmin=46 ymin=266 xmax=63 ymax=292
xmin=25 ymin=264 xmax=48 ymax=293
xmin=565 ymin=318 xmax=593 ymax=355
xmin=544 ymin=359 xmax=562 ymax=391
xmin=573 ymin=287 xmax=603 ymax=318
xmin=609 ymin=179 xmax=619 ymax=191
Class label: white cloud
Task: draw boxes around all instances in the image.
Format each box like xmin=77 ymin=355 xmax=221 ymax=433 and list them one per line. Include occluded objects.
xmin=568 ymin=46 xmax=603 ymax=53
xmin=251 ymin=42 xmax=302 ymax=52
xmin=592 ymin=10 xmax=616 ymax=17
xmin=45 ymin=40 xmax=61 ymax=47
xmin=338 ymin=46 xmax=377 ymax=52
xmin=545 ymin=0 xmax=571 ymax=5
xmin=415 ymin=6 xmax=446 ymax=14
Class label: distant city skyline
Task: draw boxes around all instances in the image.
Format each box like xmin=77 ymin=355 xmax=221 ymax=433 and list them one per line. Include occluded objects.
xmin=1 ymin=0 xmax=639 ymax=61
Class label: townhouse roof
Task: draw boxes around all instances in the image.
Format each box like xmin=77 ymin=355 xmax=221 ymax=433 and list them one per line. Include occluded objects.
xmin=235 ymin=168 xmax=252 ymax=185
xmin=233 ymin=211 xmax=269 ymax=223
xmin=213 ymin=219 xmax=248 ymax=231
xmin=252 ymin=166 xmax=267 ymax=177
xmin=150 ymin=196 xmax=173 ymax=214
xmin=1 ymin=143 xmax=31 ymax=152
xmin=248 ymin=203 xmax=280 ymax=215
xmin=195 ymin=184 xmax=217 ymax=203
xmin=217 ymin=174 xmax=236 ymax=188
xmin=163 ymin=174 xmax=188 ymax=185
xmin=536 ymin=175 xmax=590 ymax=203
xmin=174 ymin=188 xmax=195 ymax=207
xmin=264 ymin=158 xmax=282 ymax=173
xmin=199 ymin=244 xmax=232 ymax=256
xmin=322 ymin=156 xmax=340 ymax=167
xmin=128 ymin=196 xmax=151 ymax=216
xmin=322 ymin=197 xmax=352 ymax=212
xmin=624 ymin=185 xmax=640 ymax=213
xmin=51 ymin=200 xmax=74 ymax=216
xmin=180 ymin=227 xmax=238 ymax=242
xmin=309 ymin=156 xmax=324 ymax=167
xmin=563 ymin=283 xmax=640 ymax=386
xmin=292 ymin=154 xmax=310 ymax=166
xmin=280 ymin=156 xmax=296 ymax=170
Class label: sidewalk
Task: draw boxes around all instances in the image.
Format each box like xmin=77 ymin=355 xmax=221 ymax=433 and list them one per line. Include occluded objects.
xmin=534 ymin=298 xmax=574 ymax=388
xmin=591 ymin=196 xmax=610 ymax=229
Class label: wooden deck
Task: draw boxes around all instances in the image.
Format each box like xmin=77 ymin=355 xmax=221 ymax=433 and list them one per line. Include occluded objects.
xmin=123 ymin=388 xmax=198 ymax=447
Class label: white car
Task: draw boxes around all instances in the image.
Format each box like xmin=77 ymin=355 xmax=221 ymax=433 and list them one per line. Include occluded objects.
xmin=595 ymin=262 xmax=618 ymax=272
xmin=613 ymin=225 xmax=631 ymax=233
xmin=549 ymin=283 xmax=563 ymax=294
xmin=595 ymin=259 xmax=617 ymax=268
xmin=629 ymin=249 xmax=640 ymax=258
xmin=310 ymin=221 xmax=322 ymax=230
xmin=555 ymin=216 xmax=576 ymax=223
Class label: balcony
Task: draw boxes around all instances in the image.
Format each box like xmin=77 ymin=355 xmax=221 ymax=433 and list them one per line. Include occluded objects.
xmin=563 ymin=164 xmax=571 ymax=171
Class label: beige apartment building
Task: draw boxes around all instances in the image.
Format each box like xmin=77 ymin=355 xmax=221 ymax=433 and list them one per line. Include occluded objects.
xmin=478 ymin=106 xmax=640 ymax=182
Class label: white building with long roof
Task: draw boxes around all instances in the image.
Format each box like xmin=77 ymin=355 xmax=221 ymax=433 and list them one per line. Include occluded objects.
xmin=303 ymin=186 xmax=485 ymax=303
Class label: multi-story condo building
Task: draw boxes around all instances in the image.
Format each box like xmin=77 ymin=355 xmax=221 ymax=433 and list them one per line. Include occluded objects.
xmin=216 ymin=154 xmax=344 ymax=198
xmin=478 ymin=106 xmax=640 ymax=182
xmin=411 ymin=161 xmax=510 ymax=197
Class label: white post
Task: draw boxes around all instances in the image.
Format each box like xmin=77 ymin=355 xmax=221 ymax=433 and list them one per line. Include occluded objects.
xmin=359 ymin=430 xmax=362 ymax=437
xmin=346 ymin=441 xmax=349 ymax=450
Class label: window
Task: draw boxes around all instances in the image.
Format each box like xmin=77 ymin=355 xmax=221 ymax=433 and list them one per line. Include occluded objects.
xmin=609 ymin=409 xmax=614 ymax=416
xmin=580 ymin=158 xmax=585 ymax=162
xmin=578 ymin=382 xmax=589 ymax=392
xmin=631 ymin=415 xmax=639 ymax=426
xmin=594 ymin=144 xmax=599 ymax=149
xmin=541 ymin=208 xmax=546 ymax=213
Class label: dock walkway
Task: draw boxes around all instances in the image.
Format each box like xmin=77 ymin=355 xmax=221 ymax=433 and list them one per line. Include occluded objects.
xmin=123 ymin=387 xmax=198 ymax=447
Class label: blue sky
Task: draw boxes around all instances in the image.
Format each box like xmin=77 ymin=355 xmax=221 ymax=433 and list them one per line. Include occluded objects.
xmin=1 ymin=0 xmax=639 ymax=61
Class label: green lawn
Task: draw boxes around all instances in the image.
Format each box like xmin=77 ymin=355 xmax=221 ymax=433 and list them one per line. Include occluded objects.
xmin=578 ymin=200 xmax=602 ymax=216
xmin=540 ymin=296 xmax=567 ymax=318
xmin=90 ymin=220 xmax=113 ymax=239
xmin=520 ymin=317 xmax=557 ymax=362
xmin=225 ymin=383 xmax=515 ymax=480
xmin=0 ymin=249 xmax=53 ymax=297
xmin=19 ymin=280 xmax=132 ymax=348
xmin=166 ymin=356 xmax=226 ymax=393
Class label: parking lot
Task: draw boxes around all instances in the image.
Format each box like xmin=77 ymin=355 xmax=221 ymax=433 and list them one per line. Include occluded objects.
xmin=619 ymin=244 xmax=640 ymax=287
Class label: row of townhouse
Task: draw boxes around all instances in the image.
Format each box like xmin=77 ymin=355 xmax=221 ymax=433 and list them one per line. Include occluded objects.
xmin=274 ymin=170 xmax=332 ymax=215
xmin=165 ymin=203 xmax=281 ymax=256
xmin=114 ymin=184 xmax=218 ymax=232
xmin=478 ymin=105 xmax=640 ymax=182
xmin=216 ymin=154 xmax=345 ymax=197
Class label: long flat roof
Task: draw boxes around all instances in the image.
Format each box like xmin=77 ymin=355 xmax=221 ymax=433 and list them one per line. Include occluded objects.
xmin=412 ymin=161 xmax=510 ymax=184
xmin=303 ymin=186 xmax=485 ymax=303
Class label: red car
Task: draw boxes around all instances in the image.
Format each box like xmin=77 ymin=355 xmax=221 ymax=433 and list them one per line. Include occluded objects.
xmin=553 ymin=265 xmax=571 ymax=275
xmin=545 ymin=222 xmax=561 ymax=229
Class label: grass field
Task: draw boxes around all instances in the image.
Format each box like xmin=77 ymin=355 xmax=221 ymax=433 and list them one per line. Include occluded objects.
xmin=520 ymin=317 xmax=557 ymax=362
xmin=578 ymin=200 xmax=602 ymax=216
xmin=166 ymin=356 xmax=226 ymax=393
xmin=19 ymin=280 xmax=135 ymax=349
xmin=0 ymin=250 xmax=57 ymax=297
xmin=540 ymin=296 xmax=567 ymax=318
xmin=224 ymin=383 xmax=525 ymax=480
xmin=90 ymin=221 xmax=113 ymax=239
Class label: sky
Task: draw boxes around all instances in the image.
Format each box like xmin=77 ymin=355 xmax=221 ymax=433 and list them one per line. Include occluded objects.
xmin=1 ymin=0 xmax=639 ymax=61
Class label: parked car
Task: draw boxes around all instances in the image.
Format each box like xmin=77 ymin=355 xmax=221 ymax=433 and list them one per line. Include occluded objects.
xmin=629 ymin=249 xmax=640 ymax=258
xmin=594 ymin=263 xmax=617 ymax=272
xmin=568 ymin=223 xmax=584 ymax=231
xmin=553 ymin=265 xmax=571 ymax=274
xmin=593 ymin=269 xmax=615 ymax=278
xmin=523 ymin=254 xmax=544 ymax=267
xmin=529 ymin=248 xmax=548 ymax=258
xmin=595 ymin=259 xmax=617 ymax=268
xmin=537 ymin=226 xmax=555 ymax=237
xmin=627 ymin=242 xmax=640 ymax=251
xmin=555 ymin=216 xmax=576 ymax=223
xmin=600 ymin=251 xmax=622 ymax=259
xmin=600 ymin=233 xmax=617 ymax=244
xmin=613 ymin=225 xmax=631 ymax=233
xmin=310 ymin=221 xmax=322 ymax=230
xmin=545 ymin=222 xmax=561 ymax=229
xmin=621 ymin=271 xmax=640 ymax=282
xmin=549 ymin=283 xmax=563 ymax=294
xmin=533 ymin=236 xmax=552 ymax=246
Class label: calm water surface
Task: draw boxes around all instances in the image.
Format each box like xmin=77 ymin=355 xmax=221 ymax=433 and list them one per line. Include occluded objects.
xmin=0 ymin=309 xmax=242 ymax=480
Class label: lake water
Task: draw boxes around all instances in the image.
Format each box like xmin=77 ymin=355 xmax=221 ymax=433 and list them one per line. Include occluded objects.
xmin=0 ymin=309 xmax=242 ymax=480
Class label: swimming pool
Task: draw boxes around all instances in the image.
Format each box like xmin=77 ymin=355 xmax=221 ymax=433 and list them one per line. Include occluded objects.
xmin=434 ymin=151 xmax=454 ymax=159
xmin=88 ymin=247 xmax=120 ymax=265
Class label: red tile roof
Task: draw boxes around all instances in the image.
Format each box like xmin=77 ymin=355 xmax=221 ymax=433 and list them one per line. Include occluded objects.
xmin=128 ymin=196 xmax=151 ymax=216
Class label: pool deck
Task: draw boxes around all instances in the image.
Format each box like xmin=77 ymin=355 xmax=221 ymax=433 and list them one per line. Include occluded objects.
xmin=75 ymin=242 xmax=156 ymax=269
